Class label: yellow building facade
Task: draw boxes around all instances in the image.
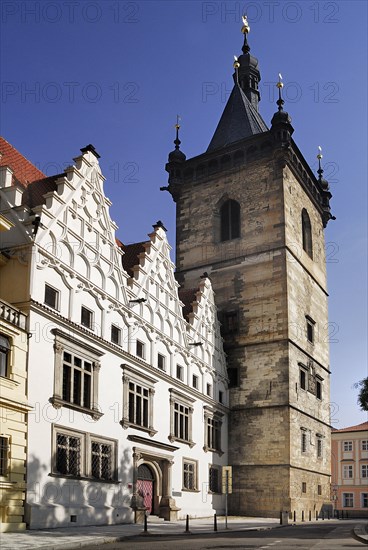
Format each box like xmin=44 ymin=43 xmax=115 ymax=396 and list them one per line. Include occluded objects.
xmin=0 ymin=214 xmax=31 ymax=532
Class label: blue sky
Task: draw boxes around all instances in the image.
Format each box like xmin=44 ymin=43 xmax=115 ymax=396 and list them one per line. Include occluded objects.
xmin=1 ymin=0 xmax=367 ymax=428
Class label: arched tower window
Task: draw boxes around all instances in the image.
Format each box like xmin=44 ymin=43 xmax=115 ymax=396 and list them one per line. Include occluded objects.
xmin=220 ymin=200 xmax=240 ymax=242
xmin=302 ymin=209 xmax=313 ymax=259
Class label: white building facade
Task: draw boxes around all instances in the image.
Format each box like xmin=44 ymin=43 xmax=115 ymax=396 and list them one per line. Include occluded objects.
xmin=0 ymin=141 xmax=229 ymax=529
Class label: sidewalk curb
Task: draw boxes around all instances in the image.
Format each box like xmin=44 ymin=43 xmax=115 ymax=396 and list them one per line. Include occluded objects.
xmin=42 ymin=524 xmax=285 ymax=550
xmin=351 ymin=524 xmax=368 ymax=545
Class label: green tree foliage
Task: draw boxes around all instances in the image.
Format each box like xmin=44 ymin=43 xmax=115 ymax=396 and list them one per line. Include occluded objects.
xmin=354 ymin=377 xmax=368 ymax=412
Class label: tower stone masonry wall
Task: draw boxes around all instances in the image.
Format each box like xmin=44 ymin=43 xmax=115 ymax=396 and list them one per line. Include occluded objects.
xmin=173 ymin=146 xmax=332 ymax=516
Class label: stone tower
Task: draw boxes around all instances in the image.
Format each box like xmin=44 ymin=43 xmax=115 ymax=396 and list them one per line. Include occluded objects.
xmin=163 ymin=23 xmax=335 ymax=518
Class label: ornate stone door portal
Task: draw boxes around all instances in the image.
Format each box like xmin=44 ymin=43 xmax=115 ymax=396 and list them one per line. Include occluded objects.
xmin=131 ymin=446 xmax=180 ymax=522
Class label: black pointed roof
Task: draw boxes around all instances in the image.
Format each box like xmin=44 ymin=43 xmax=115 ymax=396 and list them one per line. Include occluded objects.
xmin=207 ymin=84 xmax=268 ymax=152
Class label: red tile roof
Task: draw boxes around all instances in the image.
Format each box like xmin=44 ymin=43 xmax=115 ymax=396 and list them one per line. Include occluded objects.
xmin=0 ymin=137 xmax=45 ymax=187
xmin=119 ymin=241 xmax=147 ymax=277
xmin=332 ymin=421 xmax=368 ymax=433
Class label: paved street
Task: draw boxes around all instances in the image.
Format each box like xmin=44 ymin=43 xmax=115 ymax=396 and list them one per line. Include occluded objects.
xmin=1 ymin=518 xmax=365 ymax=550
xmin=98 ymin=521 xmax=365 ymax=549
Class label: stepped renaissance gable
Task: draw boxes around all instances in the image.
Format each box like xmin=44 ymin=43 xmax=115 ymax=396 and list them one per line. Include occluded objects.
xmin=164 ymin=20 xmax=334 ymax=518
xmin=0 ymin=139 xmax=228 ymax=529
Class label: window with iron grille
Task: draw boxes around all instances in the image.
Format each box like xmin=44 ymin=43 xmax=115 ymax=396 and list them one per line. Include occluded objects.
xmin=62 ymin=351 xmax=92 ymax=409
xmin=0 ymin=334 xmax=10 ymax=378
xmin=56 ymin=433 xmax=81 ymax=476
xmin=44 ymin=284 xmax=59 ymax=310
xmin=0 ymin=436 xmax=9 ymax=476
xmin=318 ymin=484 xmax=322 ymax=496
xmin=183 ymin=459 xmax=197 ymax=491
xmin=302 ymin=482 xmax=307 ymax=493
xmin=53 ymin=426 xmax=116 ymax=480
xmin=128 ymin=382 xmax=149 ymax=428
xmin=209 ymin=466 xmax=220 ymax=493
xmin=91 ymin=441 xmax=112 ymax=480
xmin=221 ymin=310 xmax=239 ymax=335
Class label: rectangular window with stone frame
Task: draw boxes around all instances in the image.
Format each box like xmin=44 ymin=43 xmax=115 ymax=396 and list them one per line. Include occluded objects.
xmin=343 ymin=493 xmax=353 ymax=507
xmin=44 ymin=284 xmax=60 ymax=310
xmin=0 ymin=436 xmax=9 ymax=477
xmin=50 ymin=329 xmax=103 ymax=419
xmin=343 ymin=465 xmax=353 ymax=479
xmin=52 ymin=425 xmax=117 ymax=481
xmin=203 ymin=406 xmax=223 ymax=454
xmin=0 ymin=334 xmax=11 ymax=378
xmin=121 ymin=364 xmax=157 ymax=436
xmin=169 ymin=388 xmax=195 ymax=447
xmin=182 ymin=458 xmax=198 ymax=491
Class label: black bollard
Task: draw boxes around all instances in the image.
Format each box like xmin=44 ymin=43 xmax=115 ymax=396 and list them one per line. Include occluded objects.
xmin=214 ymin=513 xmax=218 ymax=532
xmin=316 ymin=510 xmax=318 ymax=521
xmin=322 ymin=511 xmax=325 ymax=520
xmin=186 ymin=514 xmax=190 ymax=532
xmin=280 ymin=511 xmax=282 ymax=525
xmin=309 ymin=511 xmax=311 ymax=521
xmin=293 ymin=511 xmax=296 ymax=523
xmin=144 ymin=514 xmax=148 ymax=532
xmin=328 ymin=510 xmax=330 ymax=520
xmin=302 ymin=510 xmax=304 ymax=522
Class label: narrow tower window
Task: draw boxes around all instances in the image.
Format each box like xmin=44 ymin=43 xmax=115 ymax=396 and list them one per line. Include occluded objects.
xmin=220 ymin=199 xmax=240 ymax=241
xmin=301 ymin=209 xmax=313 ymax=258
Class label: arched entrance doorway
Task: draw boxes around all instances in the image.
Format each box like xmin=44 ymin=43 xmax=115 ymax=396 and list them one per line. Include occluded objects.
xmin=137 ymin=464 xmax=154 ymax=514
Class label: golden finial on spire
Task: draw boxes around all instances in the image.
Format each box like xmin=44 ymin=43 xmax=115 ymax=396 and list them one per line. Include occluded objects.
xmin=276 ymin=73 xmax=283 ymax=89
xmin=233 ymin=55 xmax=240 ymax=69
xmin=175 ymin=114 xmax=181 ymax=130
xmin=241 ymin=14 xmax=250 ymax=34
xmin=317 ymin=145 xmax=323 ymax=160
